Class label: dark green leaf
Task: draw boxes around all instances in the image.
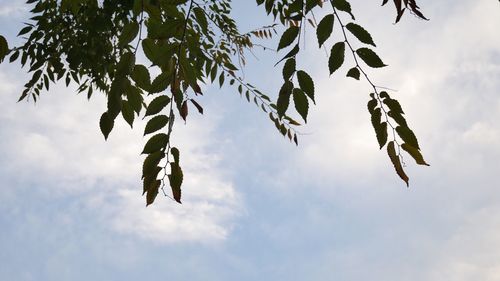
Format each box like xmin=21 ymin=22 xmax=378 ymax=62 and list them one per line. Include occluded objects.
xmin=329 ymin=42 xmax=345 ymax=74
xmin=131 ymin=64 xmax=151 ymax=90
xmin=0 ymin=35 xmax=9 ymax=63
xmin=371 ymin=108 xmax=388 ymax=149
xmin=296 ymin=70 xmax=315 ymax=104
xmin=384 ymin=98 xmax=404 ymax=114
xmin=169 ymin=162 xmax=183 ymax=203
xmin=142 ymin=151 xmax=165 ymax=179
xmin=171 ymin=147 xmax=180 ymax=163
xmin=145 ymin=95 xmax=170 ymax=116
xmin=150 ymin=71 xmax=172 ymax=93
xmin=142 ymin=133 xmax=169 ymax=154
xmin=277 ymin=26 xmax=300 ymax=51
xmin=293 ymin=88 xmax=309 ymax=123
xmin=387 ymin=141 xmax=409 ymax=186
xmin=121 ymin=100 xmax=135 ymax=128
xmin=356 ymin=48 xmax=387 ymax=68
xmin=119 ymin=22 xmax=139 ymax=47
xmin=367 ymin=98 xmax=378 ymax=114
xmin=316 ymin=14 xmax=334 ymax=47
xmin=277 ymin=81 xmax=293 ymax=118
xmin=396 ymin=126 xmax=420 ymax=150
xmin=146 ymin=180 xmax=161 ymax=206
xmin=275 ymin=44 xmax=300 ymax=66
xmin=401 ymin=143 xmax=429 ymax=166
xmin=283 ymin=58 xmax=296 ymax=80
xmin=346 ymin=67 xmax=360 ymax=80
xmin=346 ymin=23 xmax=376 ymax=46
xmin=99 ymin=112 xmax=114 ymax=140
xmin=331 ymin=0 xmax=355 ymax=20
xmin=144 ymin=115 xmax=169 ymax=135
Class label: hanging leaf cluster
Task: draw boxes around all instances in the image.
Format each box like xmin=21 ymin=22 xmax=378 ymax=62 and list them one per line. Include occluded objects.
xmin=0 ymin=0 xmax=429 ymax=206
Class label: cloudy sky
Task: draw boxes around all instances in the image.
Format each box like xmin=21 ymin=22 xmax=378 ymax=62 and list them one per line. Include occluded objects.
xmin=1 ymin=0 xmax=500 ymax=280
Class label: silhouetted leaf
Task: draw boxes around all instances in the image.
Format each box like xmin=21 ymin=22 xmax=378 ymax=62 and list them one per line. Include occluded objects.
xmin=277 ymin=81 xmax=293 ymax=118
xmin=119 ymin=21 xmax=139 ymax=47
xmin=329 ymin=42 xmax=345 ymax=74
xmin=346 ymin=23 xmax=376 ymax=46
xmin=401 ymin=143 xmax=429 ymax=166
xmin=146 ymin=180 xmax=160 ymax=206
xmin=145 ymin=95 xmax=170 ymax=116
xmin=283 ymin=58 xmax=296 ymax=80
xmin=278 ymin=26 xmax=299 ymax=51
xmin=169 ymin=162 xmax=183 ymax=203
xmin=293 ymin=88 xmax=309 ymax=123
xmin=371 ymin=108 xmax=388 ymax=149
xmin=150 ymin=71 xmax=172 ymax=93
xmin=180 ymin=100 xmax=188 ymax=121
xmin=142 ymin=133 xmax=169 ymax=154
xmin=346 ymin=67 xmax=360 ymax=80
xmin=316 ymin=14 xmax=334 ymax=47
xmin=190 ymin=99 xmax=203 ymax=114
xmin=367 ymin=98 xmax=378 ymax=114
xmin=396 ymin=126 xmax=420 ymax=150
xmin=296 ymin=70 xmax=315 ymax=104
xmin=387 ymin=141 xmax=409 ymax=186
xmin=121 ymin=100 xmax=135 ymax=128
xmin=331 ymin=0 xmax=355 ymax=20
xmin=144 ymin=115 xmax=169 ymax=135
xmin=99 ymin=112 xmax=114 ymax=140
xmin=142 ymin=151 xmax=165 ymax=179
xmin=275 ymin=44 xmax=299 ymax=66
xmin=131 ymin=64 xmax=151 ymax=90
xmin=356 ymin=48 xmax=387 ymax=68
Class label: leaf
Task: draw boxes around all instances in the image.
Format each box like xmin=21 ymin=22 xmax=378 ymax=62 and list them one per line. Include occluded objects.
xmin=329 ymin=42 xmax=345 ymax=74
xmin=190 ymin=99 xmax=203 ymax=114
xmin=180 ymin=100 xmax=188 ymax=121
xmin=145 ymin=95 xmax=170 ymax=117
xmin=193 ymin=7 xmax=208 ymax=33
xmin=282 ymin=58 xmax=296 ymax=80
xmin=131 ymin=64 xmax=151 ymax=90
xmin=296 ymin=70 xmax=315 ymax=104
xmin=150 ymin=71 xmax=172 ymax=93
xmin=0 ymin=35 xmax=9 ymax=63
xmin=331 ymin=0 xmax=355 ymax=20
xmin=367 ymin=98 xmax=378 ymax=114
xmin=275 ymin=44 xmax=299 ymax=66
xmin=401 ymin=143 xmax=429 ymax=166
xmin=277 ymin=26 xmax=300 ymax=51
xmin=383 ymin=98 xmax=404 ymax=114
xmin=387 ymin=141 xmax=409 ymax=186
xmin=316 ymin=14 xmax=334 ymax=47
xmin=121 ymin=100 xmax=135 ymax=128
xmin=142 ymin=151 xmax=165 ymax=179
xmin=171 ymin=147 xmax=180 ymax=163
xmin=346 ymin=67 xmax=360 ymax=80
xmin=356 ymin=48 xmax=387 ymax=68
xmin=17 ymin=26 xmax=33 ymax=36
xmin=119 ymin=21 xmax=139 ymax=47
xmin=169 ymin=162 xmax=183 ymax=203
xmin=346 ymin=23 xmax=376 ymax=46
xmin=396 ymin=126 xmax=420 ymax=150
xmin=142 ymin=133 xmax=169 ymax=154
xmin=99 ymin=112 xmax=114 ymax=140
xmin=144 ymin=115 xmax=169 ymax=135
xmin=146 ymin=180 xmax=161 ymax=206
xmin=293 ymin=88 xmax=309 ymax=123
xmin=371 ymin=108 xmax=388 ymax=149
xmin=277 ymin=81 xmax=293 ymax=118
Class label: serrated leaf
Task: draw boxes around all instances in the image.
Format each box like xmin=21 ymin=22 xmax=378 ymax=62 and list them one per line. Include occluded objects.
xmin=180 ymin=100 xmax=188 ymax=121
xmin=142 ymin=151 xmax=165 ymax=179
xmin=331 ymin=0 xmax=355 ymax=20
xmin=0 ymin=35 xmax=9 ymax=63
xmin=278 ymin=26 xmax=299 ymax=51
xmin=283 ymin=58 xmax=296 ymax=80
xmin=277 ymin=81 xmax=293 ymax=118
xmin=296 ymin=70 xmax=315 ymax=104
xmin=193 ymin=7 xmax=208 ymax=33
xmin=316 ymin=14 xmax=334 ymax=47
xmin=275 ymin=44 xmax=299 ymax=66
xmin=329 ymin=42 xmax=345 ymax=74
xmin=384 ymin=98 xmax=404 ymax=114
xmin=142 ymin=133 xmax=169 ymax=154
xmin=346 ymin=67 xmax=360 ymax=80
xmin=346 ymin=23 xmax=376 ymax=46
xmin=367 ymin=98 xmax=378 ymax=114
xmin=171 ymin=147 xmax=180 ymax=163
xmin=145 ymin=95 xmax=170 ymax=116
xmin=131 ymin=64 xmax=151 ymax=90
xmin=387 ymin=141 xmax=409 ymax=186
xmin=121 ymin=100 xmax=135 ymax=128
xmin=396 ymin=126 xmax=420 ymax=150
xmin=144 ymin=115 xmax=169 ymax=135
xmin=146 ymin=180 xmax=161 ymax=206
xmin=356 ymin=48 xmax=387 ymax=68
xmin=388 ymin=110 xmax=407 ymax=127
xmin=401 ymin=143 xmax=429 ymax=166
xmin=293 ymin=88 xmax=309 ymax=123
xmin=150 ymin=71 xmax=172 ymax=93
xmin=371 ymin=108 xmax=388 ymax=149
xmin=99 ymin=112 xmax=114 ymax=140
xmin=169 ymin=162 xmax=183 ymax=203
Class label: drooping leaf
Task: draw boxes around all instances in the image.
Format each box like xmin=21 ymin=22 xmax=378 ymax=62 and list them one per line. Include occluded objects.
xmin=169 ymin=162 xmax=183 ymax=203
xmin=99 ymin=112 xmax=114 ymax=140
xmin=190 ymin=99 xmax=203 ymax=114
xmin=121 ymin=100 xmax=135 ymax=128
xmin=367 ymin=98 xmax=378 ymax=114
xmin=142 ymin=151 xmax=165 ymax=179
xmin=401 ymin=143 xmax=429 ymax=166
xmin=283 ymin=58 xmax=296 ymax=80
xmin=277 ymin=26 xmax=300 ymax=51
xmin=145 ymin=95 xmax=170 ymax=117
xmin=316 ymin=14 xmax=334 ymax=47
xmin=142 ymin=133 xmax=169 ymax=154
xmin=331 ymin=0 xmax=355 ymax=20
xmin=277 ymin=81 xmax=293 ymax=118
xmin=275 ymin=44 xmax=299 ymax=66
xmin=371 ymin=108 xmax=388 ymax=149
xmin=383 ymin=97 xmax=404 ymax=114
xmin=131 ymin=64 xmax=151 ymax=90
xmin=387 ymin=141 xmax=409 ymax=186
xmin=144 ymin=115 xmax=169 ymax=135
xmin=171 ymin=147 xmax=180 ymax=163
xmin=296 ymin=70 xmax=315 ymax=104
xmin=329 ymin=42 xmax=345 ymax=74
xmin=356 ymin=48 xmax=387 ymax=68
xmin=119 ymin=21 xmax=139 ymax=47
xmin=150 ymin=71 xmax=172 ymax=93
xmin=293 ymin=88 xmax=309 ymax=123
xmin=396 ymin=126 xmax=420 ymax=150
xmin=346 ymin=23 xmax=376 ymax=46
xmin=146 ymin=180 xmax=161 ymax=206
xmin=346 ymin=67 xmax=360 ymax=80
xmin=180 ymin=100 xmax=188 ymax=121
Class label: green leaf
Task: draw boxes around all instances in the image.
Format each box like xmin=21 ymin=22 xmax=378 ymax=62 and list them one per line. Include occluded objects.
xmin=316 ymin=14 xmax=334 ymax=47
xmin=277 ymin=26 xmax=300 ymax=51
xmin=371 ymin=108 xmax=388 ymax=149
xmin=277 ymin=81 xmax=293 ymax=118
xmin=119 ymin=22 xmax=139 ymax=47
xmin=145 ymin=95 xmax=170 ymax=116
xmin=193 ymin=7 xmax=208 ymax=33
xmin=356 ymin=48 xmax=387 ymax=68
xmin=383 ymin=97 xmax=404 ymax=114
xmin=329 ymin=42 xmax=345 ymax=74
xmin=367 ymin=98 xmax=378 ymax=114
xmin=388 ymin=110 xmax=407 ymax=127
xmin=150 ymin=71 xmax=172 ymax=93
xmin=121 ymin=100 xmax=135 ymax=128
xmin=275 ymin=44 xmax=300 ymax=66
xmin=387 ymin=141 xmax=409 ymax=186
xmin=142 ymin=151 xmax=165 ymax=179
xmin=282 ymin=58 xmax=296 ymax=80
xmin=331 ymin=0 xmax=355 ymax=20
xmin=169 ymin=162 xmax=183 ymax=203
xmin=144 ymin=115 xmax=169 ymax=135
xmin=146 ymin=180 xmax=161 ymax=206
xmin=296 ymin=70 xmax=315 ymax=104
xmin=142 ymin=133 xmax=169 ymax=154
xmin=293 ymin=88 xmax=309 ymax=123
xmin=125 ymin=83 xmax=144 ymax=114
xmin=131 ymin=64 xmax=151 ymax=90
xmin=401 ymin=143 xmax=429 ymax=166
xmin=171 ymin=147 xmax=180 ymax=163
xmin=396 ymin=126 xmax=420 ymax=150
xmin=0 ymin=35 xmax=9 ymax=63
xmin=346 ymin=67 xmax=360 ymax=80
xmin=99 ymin=112 xmax=114 ymax=140
xmin=17 ymin=26 xmax=33 ymax=36
xmin=346 ymin=23 xmax=376 ymax=46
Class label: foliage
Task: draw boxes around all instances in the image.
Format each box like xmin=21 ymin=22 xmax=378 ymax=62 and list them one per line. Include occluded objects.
xmin=0 ymin=0 xmax=429 ymax=205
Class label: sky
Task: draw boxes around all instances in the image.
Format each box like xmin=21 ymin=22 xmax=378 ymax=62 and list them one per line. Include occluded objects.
xmin=1 ymin=0 xmax=500 ymax=280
